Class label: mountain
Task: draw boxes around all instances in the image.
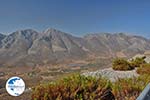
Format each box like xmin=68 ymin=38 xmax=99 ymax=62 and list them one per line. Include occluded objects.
xmin=0 ymin=28 xmax=149 ymax=67
xmin=0 ymin=33 xmax=6 ymax=48
xmin=83 ymin=33 xmax=150 ymax=57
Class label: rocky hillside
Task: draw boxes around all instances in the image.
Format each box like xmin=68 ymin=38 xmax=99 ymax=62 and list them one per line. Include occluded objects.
xmin=0 ymin=28 xmax=150 ymax=66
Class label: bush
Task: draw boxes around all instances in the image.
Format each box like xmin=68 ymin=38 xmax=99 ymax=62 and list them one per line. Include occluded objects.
xmin=136 ymin=63 xmax=150 ymax=75
xmin=112 ymin=74 xmax=150 ymax=100
xmin=31 ymin=74 xmax=113 ymax=100
xmin=130 ymin=57 xmax=146 ymax=68
xmin=31 ymin=74 xmax=150 ymax=100
xmin=112 ymin=58 xmax=134 ymax=71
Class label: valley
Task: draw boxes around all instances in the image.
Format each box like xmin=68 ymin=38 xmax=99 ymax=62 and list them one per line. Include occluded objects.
xmin=0 ymin=28 xmax=150 ymax=99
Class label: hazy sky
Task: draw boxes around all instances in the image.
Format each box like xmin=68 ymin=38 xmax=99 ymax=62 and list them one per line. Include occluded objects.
xmin=0 ymin=0 xmax=150 ymax=37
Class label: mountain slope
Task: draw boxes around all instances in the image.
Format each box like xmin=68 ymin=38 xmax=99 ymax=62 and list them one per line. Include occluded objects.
xmin=0 ymin=28 xmax=149 ymax=66
xmin=83 ymin=33 xmax=150 ymax=57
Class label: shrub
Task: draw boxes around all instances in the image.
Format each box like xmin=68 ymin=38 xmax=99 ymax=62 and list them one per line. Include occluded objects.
xmin=113 ymin=79 xmax=140 ymax=99
xmin=31 ymin=74 xmax=113 ymax=100
xmin=130 ymin=57 xmax=146 ymax=68
xmin=31 ymin=74 xmax=150 ymax=100
xmin=112 ymin=74 xmax=150 ymax=100
xmin=112 ymin=58 xmax=134 ymax=71
xmin=136 ymin=63 xmax=150 ymax=75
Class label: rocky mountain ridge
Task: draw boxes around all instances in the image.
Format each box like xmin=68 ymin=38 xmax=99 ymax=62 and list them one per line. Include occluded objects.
xmin=0 ymin=28 xmax=150 ymax=67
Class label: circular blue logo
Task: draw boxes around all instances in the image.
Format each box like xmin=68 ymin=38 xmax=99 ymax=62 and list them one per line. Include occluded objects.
xmin=6 ymin=76 xmax=25 ymax=96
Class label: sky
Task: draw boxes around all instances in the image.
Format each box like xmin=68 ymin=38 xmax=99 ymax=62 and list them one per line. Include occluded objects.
xmin=0 ymin=0 xmax=150 ymax=38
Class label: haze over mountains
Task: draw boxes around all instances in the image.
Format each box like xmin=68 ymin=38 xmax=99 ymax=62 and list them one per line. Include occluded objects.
xmin=0 ymin=28 xmax=150 ymax=67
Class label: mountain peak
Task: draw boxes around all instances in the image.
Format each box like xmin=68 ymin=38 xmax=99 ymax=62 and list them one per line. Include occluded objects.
xmin=0 ymin=33 xmax=6 ymax=40
xmin=44 ymin=28 xmax=61 ymax=33
xmin=16 ymin=29 xmax=38 ymax=34
xmin=43 ymin=28 xmax=72 ymax=38
xmin=0 ymin=28 xmax=149 ymax=66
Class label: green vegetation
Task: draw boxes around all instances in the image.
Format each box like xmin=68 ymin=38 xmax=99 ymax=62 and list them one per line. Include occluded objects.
xmin=130 ymin=56 xmax=146 ymax=68
xmin=32 ymin=74 xmax=150 ymax=100
xmin=32 ymin=74 xmax=111 ymax=100
xmin=31 ymin=57 xmax=150 ymax=100
xmin=136 ymin=63 xmax=150 ymax=75
xmin=112 ymin=58 xmax=134 ymax=71
xmin=112 ymin=57 xmax=147 ymax=71
xmin=112 ymin=74 xmax=150 ymax=100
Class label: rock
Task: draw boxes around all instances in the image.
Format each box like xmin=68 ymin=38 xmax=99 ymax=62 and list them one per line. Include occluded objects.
xmin=0 ymin=28 xmax=150 ymax=66
xmin=83 ymin=68 xmax=139 ymax=82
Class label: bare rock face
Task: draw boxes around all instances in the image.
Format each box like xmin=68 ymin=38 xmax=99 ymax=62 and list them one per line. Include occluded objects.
xmin=0 ymin=34 xmax=6 ymax=48
xmin=0 ymin=30 xmax=39 ymax=66
xmin=84 ymin=33 xmax=150 ymax=57
xmin=42 ymin=28 xmax=86 ymax=59
xmin=0 ymin=28 xmax=149 ymax=66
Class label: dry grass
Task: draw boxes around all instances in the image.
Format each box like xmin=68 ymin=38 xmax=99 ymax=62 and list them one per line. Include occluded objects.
xmin=136 ymin=63 xmax=150 ymax=75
